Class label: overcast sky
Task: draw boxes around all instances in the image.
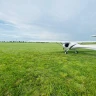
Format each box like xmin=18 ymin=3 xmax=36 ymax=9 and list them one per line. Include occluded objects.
xmin=0 ymin=0 xmax=96 ymax=41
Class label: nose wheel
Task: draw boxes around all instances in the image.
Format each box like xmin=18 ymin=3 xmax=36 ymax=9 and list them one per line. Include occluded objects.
xmin=64 ymin=51 xmax=68 ymax=54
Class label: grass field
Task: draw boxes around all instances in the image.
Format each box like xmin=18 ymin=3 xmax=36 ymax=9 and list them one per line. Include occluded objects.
xmin=0 ymin=43 xmax=96 ymax=96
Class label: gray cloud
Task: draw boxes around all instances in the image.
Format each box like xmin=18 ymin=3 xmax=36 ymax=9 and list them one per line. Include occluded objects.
xmin=0 ymin=0 xmax=96 ymax=41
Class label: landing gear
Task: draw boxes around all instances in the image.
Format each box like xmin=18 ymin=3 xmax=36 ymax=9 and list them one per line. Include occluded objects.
xmin=64 ymin=51 xmax=68 ymax=54
xmin=64 ymin=48 xmax=78 ymax=54
xmin=64 ymin=50 xmax=78 ymax=54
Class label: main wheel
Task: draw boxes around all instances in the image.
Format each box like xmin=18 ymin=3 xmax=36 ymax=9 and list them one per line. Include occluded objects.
xmin=75 ymin=51 xmax=78 ymax=54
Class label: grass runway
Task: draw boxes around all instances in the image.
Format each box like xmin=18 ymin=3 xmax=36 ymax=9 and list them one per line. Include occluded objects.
xmin=0 ymin=43 xmax=96 ymax=96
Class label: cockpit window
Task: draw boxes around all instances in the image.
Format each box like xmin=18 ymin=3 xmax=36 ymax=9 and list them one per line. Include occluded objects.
xmin=65 ymin=43 xmax=69 ymax=47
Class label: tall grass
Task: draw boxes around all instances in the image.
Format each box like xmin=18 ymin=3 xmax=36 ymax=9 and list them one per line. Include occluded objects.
xmin=0 ymin=43 xmax=96 ymax=96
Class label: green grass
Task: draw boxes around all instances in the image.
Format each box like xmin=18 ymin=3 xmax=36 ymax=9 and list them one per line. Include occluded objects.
xmin=0 ymin=43 xmax=96 ymax=96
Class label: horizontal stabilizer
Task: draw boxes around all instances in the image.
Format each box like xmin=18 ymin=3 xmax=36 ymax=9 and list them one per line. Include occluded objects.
xmin=92 ymin=35 xmax=96 ymax=37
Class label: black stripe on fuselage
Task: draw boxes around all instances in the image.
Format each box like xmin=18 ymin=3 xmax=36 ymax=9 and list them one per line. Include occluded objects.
xmin=69 ymin=44 xmax=76 ymax=49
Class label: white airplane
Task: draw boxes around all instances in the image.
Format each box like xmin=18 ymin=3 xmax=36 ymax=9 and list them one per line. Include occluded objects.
xmin=62 ymin=35 xmax=96 ymax=54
